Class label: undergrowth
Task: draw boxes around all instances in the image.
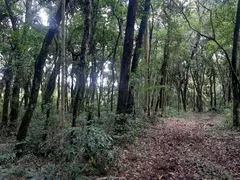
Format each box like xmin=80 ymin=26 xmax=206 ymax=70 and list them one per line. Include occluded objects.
xmin=0 ymin=109 xmax=153 ymax=179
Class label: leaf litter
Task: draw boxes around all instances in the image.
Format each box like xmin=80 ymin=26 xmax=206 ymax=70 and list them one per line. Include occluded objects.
xmin=112 ymin=113 xmax=240 ymax=180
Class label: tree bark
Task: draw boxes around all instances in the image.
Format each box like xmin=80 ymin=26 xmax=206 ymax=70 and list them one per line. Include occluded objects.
xmin=157 ymin=23 xmax=170 ymax=116
xmin=59 ymin=0 xmax=66 ymax=148
xmin=232 ymin=0 xmax=240 ymax=127
xmin=42 ymin=45 xmax=60 ymax=140
xmin=127 ymin=0 xmax=150 ymax=114
xmin=1 ymin=67 xmax=12 ymax=128
xmin=144 ymin=24 xmax=150 ymax=116
xmin=72 ymin=0 xmax=90 ymax=127
xmin=88 ymin=0 xmax=98 ymax=121
xmin=16 ymin=0 xmax=69 ymax=156
xmin=23 ymin=76 xmax=31 ymax=109
xmin=3 ymin=0 xmax=19 ymax=131
xmin=98 ymin=45 xmax=105 ymax=118
xmin=9 ymin=0 xmax=32 ymax=132
xmin=111 ymin=10 xmax=122 ymax=112
xmin=182 ymin=65 xmax=189 ymax=112
xmin=116 ymin=0 xmax=137 ymax=114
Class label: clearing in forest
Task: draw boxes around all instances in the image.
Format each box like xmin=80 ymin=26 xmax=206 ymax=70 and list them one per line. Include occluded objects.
xmin=113 ymin=113 xmax=240 ymax=180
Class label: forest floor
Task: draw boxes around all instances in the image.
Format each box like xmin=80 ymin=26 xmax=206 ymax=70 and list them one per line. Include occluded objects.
xmin=1 ymin=113 xmax=240 ymax=179
xmin=111 ymin=113 xmax=240 ymax=180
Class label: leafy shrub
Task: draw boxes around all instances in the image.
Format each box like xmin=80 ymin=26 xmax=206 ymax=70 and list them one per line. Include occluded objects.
xmin=214 ymin=108 xmax=233 ymax=130
xmin=8 ymin=108 xmax=152 ymax=178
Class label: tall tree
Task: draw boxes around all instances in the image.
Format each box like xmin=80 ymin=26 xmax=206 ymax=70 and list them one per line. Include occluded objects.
xmin=127 ymin=0 xmax=151 ymax=114
xmin=88 ymin=0 xmax=99 ymax=121
xmin=16 ymin=0 xmax=69 ymax=156
xmin=72 ymin=0 xmax=90 ymax=127
xmin=155 ymin=7 xmax=171 ymax=116
xmin=231 ymin=0 xmax=240 ymax=127
xmin=1 ymin=0 xmax=18 ymax=129
xmin=111 ymin=4 xmax=123 ymax=112
xmin=60 ymin=0 xmax=66 ymax=134
xmin=116 ymin=0 xmax=137 ymax=114
xmin=9 ymin=0 xmax=32 ymax=132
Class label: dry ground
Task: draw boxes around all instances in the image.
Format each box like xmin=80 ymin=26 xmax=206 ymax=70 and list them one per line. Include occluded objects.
xmin=113 ymin=113 xmax=240 ymax=180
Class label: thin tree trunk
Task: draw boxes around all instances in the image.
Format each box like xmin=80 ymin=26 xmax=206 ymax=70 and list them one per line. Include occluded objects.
xmin=111 ymin=12 xmax=122 ymax=112
xmin=213 ymin=68 xmax=217 ymax=109
xmin=144 ymin=24 xmax=150 ymax=116
xmin=182 ymin=65 xmax=189 ymax=112
xmin=98 ymin=46 xmax=105 ymax=118
xmin=88 ymin=0 xmax=98 ymax=121
xmin=23 ymin=76 xmax=31 ymax=109
xmin=42 ymin=51 xmax=60 ymax=141
xmin=57 ymin=75 xmax=60 ymax=113
xmin=1 ymin=67 xmax=12 ymax=128
xmin=72 ymin=0 xmax=90 ymax=127
xmin=59 ymin=0 xmax=66 ymax=147
xmin=210 ymin=71 xmax=213 ymax=109
xmin=158 ymin=23 xmax=170 ymax=116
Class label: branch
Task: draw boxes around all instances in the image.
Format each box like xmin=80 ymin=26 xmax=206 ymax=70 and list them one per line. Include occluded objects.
xmin=176 ymin=2 xmax=240 ymax=86
xmin=197 ymin=1 xmax=215 ymax=39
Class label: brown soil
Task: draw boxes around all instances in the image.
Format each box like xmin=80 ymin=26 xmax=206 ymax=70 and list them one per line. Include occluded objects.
xmin=114 ymin=113 xmax=240 ymax=180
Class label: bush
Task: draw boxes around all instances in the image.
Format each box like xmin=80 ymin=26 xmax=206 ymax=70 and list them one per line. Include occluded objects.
xmin=215 ymin=108 xmax=233 ymax=130
xmin=4 ymin=109 xmax=151 ymax=179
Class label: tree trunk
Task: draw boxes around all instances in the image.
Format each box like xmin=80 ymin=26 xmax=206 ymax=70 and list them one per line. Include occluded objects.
xmin=189 ymin=33 xmax=201 ymax=112
xmin=182 ymin=65 xmax=189 ymax=112
xmin=116 ymin=0 xmax=137 ymax=114
xmin=42 ymin=57 xmax=60 ymax=141
xmin=111 ymin=12 xmax=122 ymax=112
xmin=144 ymin=24 xmax=150 ymax=116
xmin=232 ymin=0 xmax=240 ymax=127
xmin=88 ymin=0 xmax=98 ymax=121
xmin=16 ymin=0 xmax=69 ymax=157
xmin=57 ymin=75 xmax=60 ymax=113
xmin=9 ymin=0 xmax=32 ymax=132
xmin=1 ymin=67 xmax=12 ymax=128
xmin=59 ymin=0 xmax=66 ymax=148
xmin=127 ymin=0 xmax=150 ymax=114
xmin=213 ymin=68 xmax=217 ymax=109
xmin=4 ymin=0 xmax=19 ymax=131
xmin=210 ymin=71 xmax=213 ymax=109
xmin=158 ymin=23 xmax=170 ymax=116
xmin=98 ymin=46 xmax=105 ymax=118
xmin=72 ymin=0 xmax=90 ymax=127
xmin=23 ymin=76 xmax=31 ymax=109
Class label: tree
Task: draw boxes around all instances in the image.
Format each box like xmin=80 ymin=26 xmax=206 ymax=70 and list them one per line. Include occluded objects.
xmin=127 ymin=0 xmax=151 ymax=114
xmin=116 ymin=0 xmax=137 ymax=114
xmin=72 ymin=0 xmax=90 ymax=127
xmin=16 ymin=0 xmax=69 ymax=156
xmin=231 ymin=0 xmax=240 ymax=127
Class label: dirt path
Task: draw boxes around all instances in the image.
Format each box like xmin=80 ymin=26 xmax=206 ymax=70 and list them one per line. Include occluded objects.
xmin=115 ymin=114 xmax=240 ymax=180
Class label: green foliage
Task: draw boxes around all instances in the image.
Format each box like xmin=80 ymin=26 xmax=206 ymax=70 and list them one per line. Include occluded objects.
xmin=214 ymin=108 xmax=234 ymax=130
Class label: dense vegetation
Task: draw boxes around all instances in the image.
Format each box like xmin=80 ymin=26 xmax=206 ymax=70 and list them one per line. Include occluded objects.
xmin=0 ymin=0 xmax=240 ymax=179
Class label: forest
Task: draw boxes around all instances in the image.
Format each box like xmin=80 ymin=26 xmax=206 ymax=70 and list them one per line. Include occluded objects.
xmin=0 ymin=0 xmax=240 ymax=179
